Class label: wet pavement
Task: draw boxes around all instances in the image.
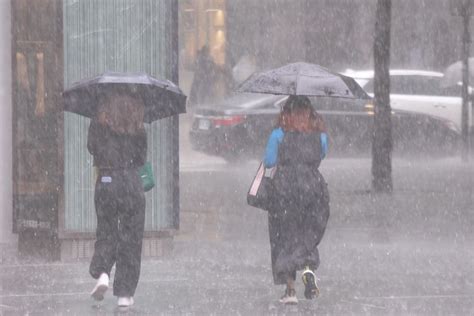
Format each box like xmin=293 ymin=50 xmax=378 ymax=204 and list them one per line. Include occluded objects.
xmin=1 ymin=133 xmax=474 ymax=315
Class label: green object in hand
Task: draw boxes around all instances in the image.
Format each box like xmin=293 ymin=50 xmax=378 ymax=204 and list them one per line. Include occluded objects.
xmin=139 ymin=162 xmax=155 ymax=192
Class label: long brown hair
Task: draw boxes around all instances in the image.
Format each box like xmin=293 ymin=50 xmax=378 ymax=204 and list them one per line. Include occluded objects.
xmin=277 ymin=95 xmax=326 ymax=133
xmin=96 ymin=87 xmax=145 ymax=134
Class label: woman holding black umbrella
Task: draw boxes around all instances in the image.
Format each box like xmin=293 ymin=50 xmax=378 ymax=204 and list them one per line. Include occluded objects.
xmin=88 ymin=87 xmax=147 ymax=308
xmin=63 ymin=71 xmax=186 ymax=307
xmin=263 ymin=95 xmax=330 ymax=305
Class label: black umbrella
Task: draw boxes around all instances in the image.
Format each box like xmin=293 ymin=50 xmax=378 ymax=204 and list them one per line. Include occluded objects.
xmin=63 ymin=72 xmax=187 ymax=123
xmin=237 ymin=62 xmax=371 ymax=99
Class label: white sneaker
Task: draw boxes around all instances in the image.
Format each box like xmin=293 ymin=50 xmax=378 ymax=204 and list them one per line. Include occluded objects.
xmin=279 ymin=288 xmax=298 ymax=305
xmin=117 ymin=296 xmax=134 ymax=307
xmin=91 ymin=273 xmax=109 ymax=301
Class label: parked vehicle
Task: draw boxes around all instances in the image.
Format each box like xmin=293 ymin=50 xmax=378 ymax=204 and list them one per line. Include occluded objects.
xmin=189 ymin=80 xmax=460 ymax=162
xmin=343 ymin=69 xmax=470 ymax=135
xmin=189 ymin=93 xmax=287 ymax=162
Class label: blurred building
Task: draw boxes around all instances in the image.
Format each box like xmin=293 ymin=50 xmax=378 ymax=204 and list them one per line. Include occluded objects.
xmin=180 ymin=0 xmax=463 ymax=93
xmin=0 ymin=1 xmax=14 ymax=254
xmin=3 ymin=0 xmax=180 ymax=262
xmin=179 ymin=0 xmax=227 ymax=99
xmin=180 ymin=0 xmax=226 ymax=69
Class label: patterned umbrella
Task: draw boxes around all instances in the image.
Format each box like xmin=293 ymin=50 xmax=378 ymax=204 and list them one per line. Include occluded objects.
xmin=237 ymin=62 xmax=370 ymax=99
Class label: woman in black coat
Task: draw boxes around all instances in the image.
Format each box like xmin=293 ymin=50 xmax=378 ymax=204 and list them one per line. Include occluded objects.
xmin=263 ymin=95 xmax=330 ymax=304
xmin=88 ymin=89 xmax=147 ymax=308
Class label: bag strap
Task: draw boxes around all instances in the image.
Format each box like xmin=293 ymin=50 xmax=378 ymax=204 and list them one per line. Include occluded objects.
xmin=249 ymin=162 xmax=265 ymax=196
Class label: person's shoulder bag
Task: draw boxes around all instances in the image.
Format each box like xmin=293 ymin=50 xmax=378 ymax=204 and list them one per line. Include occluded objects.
xmin=247 ymin=162 xmax=276 ymax=211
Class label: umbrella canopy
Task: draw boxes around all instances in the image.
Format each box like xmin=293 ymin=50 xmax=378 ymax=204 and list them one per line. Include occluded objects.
xmin=236 ymin=62 xmax=371 ymax=99
xmin=441 ymin=57 xmax=474 ymax=88
xmin=63 ymin=72 xmax=187 ymax=123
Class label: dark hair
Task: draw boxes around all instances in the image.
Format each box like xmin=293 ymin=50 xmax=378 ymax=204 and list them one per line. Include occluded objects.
xmin=277 ymin=95 xmax=326 ymax=133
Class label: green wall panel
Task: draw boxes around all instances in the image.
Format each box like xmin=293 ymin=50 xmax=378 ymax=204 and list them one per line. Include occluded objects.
xmin=63 ymin=0 xmax=177 ymax=233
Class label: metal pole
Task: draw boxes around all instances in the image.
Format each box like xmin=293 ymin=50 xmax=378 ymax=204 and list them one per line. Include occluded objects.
xmin=461 ymin=2 xmax=470 ymax=161
xmin=171 ymin=0 xmax=180 ymax=229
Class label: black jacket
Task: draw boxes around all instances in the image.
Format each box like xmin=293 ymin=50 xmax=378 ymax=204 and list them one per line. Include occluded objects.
xmin=87 ymin=121 xmax=147 ymax=170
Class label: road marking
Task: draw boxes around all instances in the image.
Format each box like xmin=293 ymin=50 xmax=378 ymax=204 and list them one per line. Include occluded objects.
xmin=355 ymin=294 xmax=474 ymax=300
xmin=340 ymin=299 xmax=386 ymax=310
xmin=0 ymin=291 xmax=89 ymax=299
xmin=0 ymin=262 xmax=81 ymax=268
xmin=0 ymin=304 xmax=18 ymax=310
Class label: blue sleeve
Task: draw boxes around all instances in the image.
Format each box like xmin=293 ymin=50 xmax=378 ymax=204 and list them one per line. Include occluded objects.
xmin=263 ymin=128 xmax=284 ymax=168
xmin=320 ymin=133 xmax=328 ymax=159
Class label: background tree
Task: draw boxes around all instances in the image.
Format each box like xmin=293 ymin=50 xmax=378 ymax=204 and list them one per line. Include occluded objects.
xmin=372 ymin=0 xmax=393 ymax=193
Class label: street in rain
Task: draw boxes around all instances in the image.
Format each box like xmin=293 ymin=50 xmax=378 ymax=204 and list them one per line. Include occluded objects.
xmin=0 ymin=1 xmax=473 ymax=315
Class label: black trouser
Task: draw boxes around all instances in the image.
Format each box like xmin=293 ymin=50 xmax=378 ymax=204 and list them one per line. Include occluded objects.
xmin=89 ymin=168 xmax=145 ymax=297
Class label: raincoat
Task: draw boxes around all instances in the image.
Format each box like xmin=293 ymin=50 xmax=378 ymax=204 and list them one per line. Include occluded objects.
xmin=264 ymin=128 xmax=330 ymax=284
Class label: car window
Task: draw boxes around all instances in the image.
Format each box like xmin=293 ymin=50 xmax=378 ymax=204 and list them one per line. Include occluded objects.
xmin=213 ymin=93 xmax=284 ymax=109
xmin=362 ymin=75 xmax=460 ymax=97
xmin=310 ymin=97 xmax=367 ymax=112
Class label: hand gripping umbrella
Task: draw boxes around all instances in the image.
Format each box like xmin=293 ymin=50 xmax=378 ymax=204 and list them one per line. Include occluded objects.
xmin=237 ymin=62 xmax=371 ymax=100
xmin=63 ymin=72 xmax=187 ymax=123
